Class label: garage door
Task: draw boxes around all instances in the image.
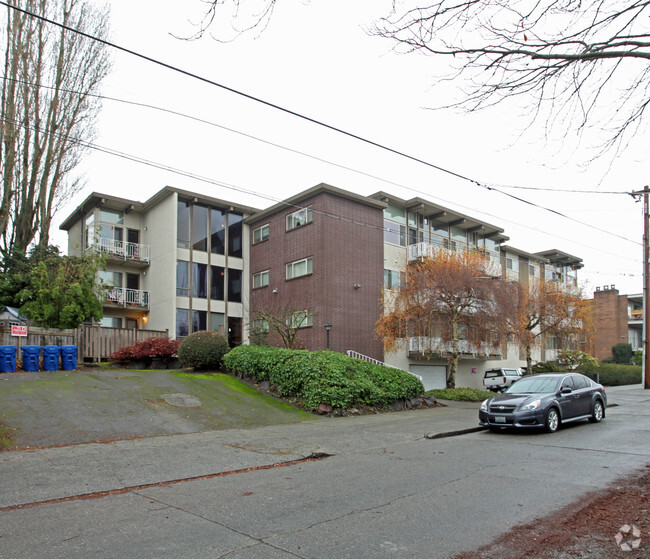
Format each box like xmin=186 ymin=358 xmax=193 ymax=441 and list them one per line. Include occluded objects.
xmin=409 ymin=365 xmax=447 ymax=391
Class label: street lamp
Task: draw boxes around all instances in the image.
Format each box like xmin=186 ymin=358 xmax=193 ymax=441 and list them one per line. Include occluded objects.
xmin=324 ymin=323 xmax=332 ymax=350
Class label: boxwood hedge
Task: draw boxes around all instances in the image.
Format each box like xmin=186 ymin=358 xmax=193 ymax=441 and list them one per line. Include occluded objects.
xmin=223 ymin=345 xmax=424 ymax=411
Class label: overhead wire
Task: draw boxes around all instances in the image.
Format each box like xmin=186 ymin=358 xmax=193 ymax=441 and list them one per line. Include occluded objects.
xmin=0 ymin=3 xmax=642 ymax=269
xmin=0 ymin=2 xmax=640 ymax=242
xmin=1 ymin=110 xmax=640 ymax=268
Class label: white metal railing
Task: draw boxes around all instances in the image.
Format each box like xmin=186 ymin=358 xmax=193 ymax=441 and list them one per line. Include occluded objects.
xmin=92 ymin=238 xmax=151 ymax=262
xmin=103 ymin=287 xmax=150 ymax=308
xmin=346 ymin=350 xmax=423 ymax=382
xmin=409 ymin=337 xmax=502 ymax=358
xmin=407 ymin=242 xmax=503 ymax=277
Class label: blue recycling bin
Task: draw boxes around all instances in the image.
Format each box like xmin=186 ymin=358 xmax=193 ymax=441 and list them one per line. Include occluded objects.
xmin=21 ymin=345 xmax=40 ymax=372
xmin=42 ymin=345 xmax=60 ymax=371
xmin=60 ymin=345 xmax=78 ymax=371
xmin=0 ymin=345 xmax=17 ymax=373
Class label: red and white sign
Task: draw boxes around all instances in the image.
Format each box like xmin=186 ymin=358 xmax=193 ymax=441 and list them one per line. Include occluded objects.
xmin=11 ymin=325 xmax=27 ymax=337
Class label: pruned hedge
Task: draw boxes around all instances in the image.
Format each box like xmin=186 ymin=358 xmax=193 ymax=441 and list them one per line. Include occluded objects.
xmin=223 ymin=345 xmax=424 ymax=411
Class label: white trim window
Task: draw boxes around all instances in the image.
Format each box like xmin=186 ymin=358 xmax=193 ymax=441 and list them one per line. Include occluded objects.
xmin=286 ymin=257 xmax=313 ymax=280
xmin=253 ymin=223 xmax=270 ymax=244
xmin=253 ymin=270 xmax=270 ymax=289
xmin=286 ymin=206 xmax=313 ymax=231
xmin=288 ymin=310 xmax=313 ymax=329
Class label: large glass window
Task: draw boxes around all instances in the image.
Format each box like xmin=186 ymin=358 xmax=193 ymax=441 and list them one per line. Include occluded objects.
xmin=210 ymin=312 xmax=225 ymax=336
xmin=176 ymin=309 xmax=189 ymax=338
xmin=210 ymin=266 xmax=225 ymax=300
xmin=192 ymin=310 xmax=207 ymax=332
xmin=228 ymin=212 xmax=243 ymax=257
xmin=99 ymin=209 xmax=123 ymax=225
xmin=384 ymin=204 xmax=405 ymax=223
xmin=286 ymin=206 xmax=313 ymax=231
xmin=177 ymin=200 xmax=190 ymax=249
xmin=286 ymin=257 xmax=313 ymax=280
xmin=176 ymin=260 xmax=189 ymax=296
xmin=210 ymin=208 xmax=226 ymax=255
xmin=228 ymin=268 xmax=242 ymax=302
xmin=99 ymin=270 xmax=122 ymax=287
xmin=192 ymin=205 xmax=209 ymax=252
xmin=253 ymin=270 xmax=269 ymax=289
xmin=384 ymin=269 xmax=402 ymax=290
xmin=192 ymin=262 xmax=208 ymax=298
xmin=430 ymin=218 xmax=448 ymax=237
xmin=384 ymin=220 xmax=406 ymax=246
xmin=100 ymin=316 xmax=122 ymax=328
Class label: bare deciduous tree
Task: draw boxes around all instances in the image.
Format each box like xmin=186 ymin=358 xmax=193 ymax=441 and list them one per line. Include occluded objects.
xmin=195 ymin=1 xmax=650 ymax=157
xmin=373 ymin=1 xmax=650 ymax=157
xmin=377 ymin=249 xmax=512 ymax=388
xmin=250 ymin=304 xmax=315 ymax=349
xmin=0 ymin=0 xmax=111 ymax=257
xmin=507 ymin=278 xmax=591 ymax=374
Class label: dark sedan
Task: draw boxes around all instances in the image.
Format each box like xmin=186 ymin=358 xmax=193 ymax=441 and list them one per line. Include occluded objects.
xmin=479 ymin=372 xmax=607 ymax=433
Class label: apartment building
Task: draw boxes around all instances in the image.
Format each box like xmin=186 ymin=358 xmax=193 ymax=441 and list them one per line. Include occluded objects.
xmin=61 ymin=182 xmax=583 ymax=388
xmin=60 ymin=187 xmax=258 ymax=347
xmin=592 ymin=286 xmax=643 ymax=361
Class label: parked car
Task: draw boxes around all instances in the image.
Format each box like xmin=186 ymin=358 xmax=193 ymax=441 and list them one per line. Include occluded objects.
xmin=482 ymin=368 xmax=523 ymax=392
xmin=479 ymin=373 xmax=607 ymax=433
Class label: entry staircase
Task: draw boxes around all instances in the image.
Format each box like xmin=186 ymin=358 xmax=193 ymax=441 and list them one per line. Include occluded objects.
xmin=346 ymin=350 xmax=423 ymax=381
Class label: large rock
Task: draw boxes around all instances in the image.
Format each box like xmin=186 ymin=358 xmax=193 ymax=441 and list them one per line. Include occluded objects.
xmin=317 ymin=403 xmax=333 ymax=415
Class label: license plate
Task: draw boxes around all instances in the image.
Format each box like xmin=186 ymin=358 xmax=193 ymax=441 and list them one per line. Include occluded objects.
xmin=494 ymin=416 xmax=506 ymax=423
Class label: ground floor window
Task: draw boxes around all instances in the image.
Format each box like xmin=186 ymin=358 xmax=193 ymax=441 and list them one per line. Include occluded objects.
xmin=100 ymin=316 xmax=122 ymax=328
xmin=176 ymin=309 xmax=189 ymax=338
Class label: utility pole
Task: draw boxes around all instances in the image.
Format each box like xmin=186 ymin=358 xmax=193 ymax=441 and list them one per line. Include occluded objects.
xmin=643 ymin=186 xmax=650 ymax=390
xmin=630 ymin=186 xmax=650 ymax=389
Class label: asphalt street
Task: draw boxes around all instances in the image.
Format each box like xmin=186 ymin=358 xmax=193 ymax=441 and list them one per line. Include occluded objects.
xmin=0 ymin=385 xmax=648 ymax=558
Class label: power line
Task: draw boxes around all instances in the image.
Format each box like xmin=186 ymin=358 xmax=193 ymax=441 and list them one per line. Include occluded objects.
xmin=0 ymin=3 xmax=639 ymax=248
xmin=2 ymin=111 xmax=639 ymax=268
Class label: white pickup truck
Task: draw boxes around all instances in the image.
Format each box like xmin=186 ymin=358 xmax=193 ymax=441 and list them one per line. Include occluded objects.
xmin=483 ymin=368 xmax=523 ymax=392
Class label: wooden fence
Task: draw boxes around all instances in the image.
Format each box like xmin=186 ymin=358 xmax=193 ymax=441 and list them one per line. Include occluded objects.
xmin=0 ymin=324 xmax=169 ymax=362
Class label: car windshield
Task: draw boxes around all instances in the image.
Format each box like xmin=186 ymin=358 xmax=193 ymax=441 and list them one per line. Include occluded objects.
xmin=505 ymin=377 xmax=559 ymax=395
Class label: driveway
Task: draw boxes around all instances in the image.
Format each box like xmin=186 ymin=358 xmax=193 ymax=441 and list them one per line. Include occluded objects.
xmin=0 ymin=369 xmax=314 ymax=447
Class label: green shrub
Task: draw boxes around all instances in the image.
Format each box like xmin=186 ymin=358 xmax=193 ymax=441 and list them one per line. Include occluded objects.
xmin=580 ymin=363 xmax=641 ymax=386
xmin=633 ymin=350 xmax=643 ymax=366
xmin=224 ymin=346 xmax=424 ymax=411
xmin=531 ymin=361 xmax=564 ymax=374
xmin=427 ymin=388 xmax=494 ymax=402
xmin=612 ymin=343 xmax=633 ymax=364
xmin=178 ymin=330 xmax=229 ymax=370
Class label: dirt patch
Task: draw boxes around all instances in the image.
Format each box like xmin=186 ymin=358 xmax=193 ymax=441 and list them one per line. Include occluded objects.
xmin=455 ymin=465 xmax=650 ymax=559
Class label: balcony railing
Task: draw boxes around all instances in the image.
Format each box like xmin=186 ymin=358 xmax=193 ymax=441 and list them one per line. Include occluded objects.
xmin=103 ymin=287 xmax=150 ymax=309
xmin=408 ymin=336 xmax=502 ymax=358
xmin=407 ymin=242 xmax=503 ymax=277
xmin=90 ymin=238 xmax=150 ymax=263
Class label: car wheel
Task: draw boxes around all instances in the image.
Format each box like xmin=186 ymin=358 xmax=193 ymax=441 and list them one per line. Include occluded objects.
xmin=589 ymin=400 xmax=604 ymax=423
xmin=545 ymin=408 xmax=560 ymax=433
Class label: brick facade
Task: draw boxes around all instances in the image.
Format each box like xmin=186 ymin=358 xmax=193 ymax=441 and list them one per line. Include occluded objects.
xmin=249 ymin=185 xmax=385 ymax=359
xmin=592 ymin=288 xmax=628 ymax=361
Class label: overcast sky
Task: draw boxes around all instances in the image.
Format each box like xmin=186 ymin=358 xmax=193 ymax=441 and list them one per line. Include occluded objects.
xmin=56 ymin=0 xmax=649 ymax=296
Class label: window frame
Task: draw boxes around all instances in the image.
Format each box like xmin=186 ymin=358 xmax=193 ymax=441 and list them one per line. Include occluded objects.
xmin=253 ymin=223 xmax=270 ymax=244
xmin=288 ymin=310 xmax=314 ymax=329
xmin=286 ymin=206 xmax=313 ymax=231
xmin=253 ymin=270 xmax=270 ymax=289
xmin=286 ymin=257 xmax=313 ymax=280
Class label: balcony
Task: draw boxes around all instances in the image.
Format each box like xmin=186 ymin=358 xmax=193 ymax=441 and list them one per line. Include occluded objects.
xmin=103 ymin=287 xmax=150 ymax=309
xmin=407 ymin=242 xmax=502 ymax=277
xmin=90 ymin=238 xmax=150 ymax=264
xmin=408 ymin=337 xmax=502 ymax=359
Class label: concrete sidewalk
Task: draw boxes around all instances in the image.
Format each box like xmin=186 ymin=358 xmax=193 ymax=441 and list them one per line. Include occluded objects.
xmin=0 ymin=385 xmax=645 ymax=511
xmin=0 ymin=400 xmax=481 ymax=509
